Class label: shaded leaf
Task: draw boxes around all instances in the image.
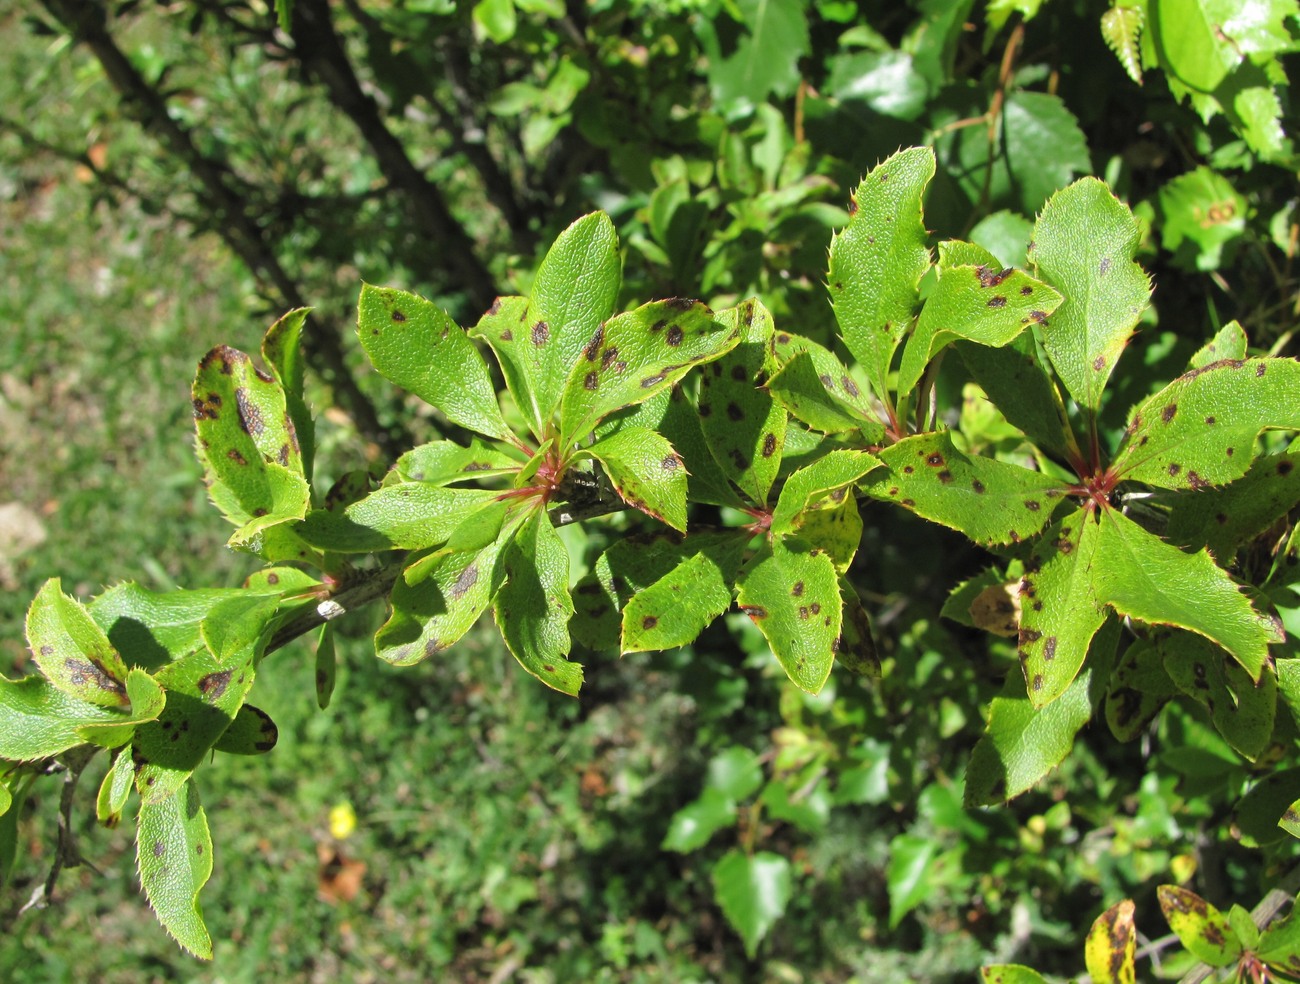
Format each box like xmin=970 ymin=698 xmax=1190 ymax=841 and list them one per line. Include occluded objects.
xmin=211 ymin=705 xmax=278 ymax=756
xmin=828 ymin=147 xmax=935 ymax=401
xmin=711 ymin=850 xmax=792 ymax=958
xmin=0 ymin=675 xmax=122 ymax=760
xmin=295 ymin=484 xmax=502 ymax=552
xmin=89 ymin=584 xmax=255 ymax=671
xmin=97 ymin=747 xmax=134 ymax=827
xmin=1166 ymin=447 xmax=1300 ymax=560
xmin=1029 ymin=178 xmax=1151 ymax=410
xmin=1095 ymin=509 xmax=1273 ymax=680
xmin=1003 ymin=92 xmax=1092 ymax=214
xmin=137 ymin=779 xmax=214 ymax=958
xmin=468 ymin=295 xmax=543 ymax=439
xmin=887 ymin=832 xmax=940 ymax=928
xmin=765 ymin=345 xmax=883 ymax=438
xmin=260 ymin=307 xmax=314 ymax=482
xmin=706 ymin=0 xmax=809 ymax=105
xmin=1105 ymin=637 xmax=1177 ymax=741
xmin=571 ymin=533 xmax=697 ymax=651
xmin=1159 ymin=631 xmax=1276 ymax=760
xmin=621 ymin=534 xmax=746 ymax=653
xmin=957 ymin=335 xmax=1074 ymax=460
xmin=315 ymin=624 xmax=336 ymax=710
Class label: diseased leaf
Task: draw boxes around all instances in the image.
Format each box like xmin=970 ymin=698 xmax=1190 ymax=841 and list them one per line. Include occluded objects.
xmin=97 ymin=747 xmax=135 ymax=827
xmin=493 ymin=510 xmax=582 ymax=695
xmin=76 ymin=668 xmax=167 ymax=749
xmin=771 ymin=450 xmax=880 ymax=537
xmin=699 ymin=299 xmax=787 ymax=504
xmin=711 ymin=850 xmax=792 ymax=959
xmin=137 ymin=779 xmax=214 ymax=958
xmin=1159 ymin=167 xmax=1247 ymax=271
xmin=828 ymin=147 xmax=936 ymax=401
xmin=211 ymin=705 xmax=278 ymax=756
xmin=392 ymin=439 xmax=521 ymax=486
xmin=897 ymin=244 xmax=1063 ymax=397
xmin=468 ymin=295 xmax=543 ymax=439
xmin=621 ymin=534 xmax=747 ymax=653
xmin=1094 ymin=509 xmax=1273 ymax=680
xmin=581 ymin=427 xmax=688 ymax=532
xmin=979 ymin=967 xmax=1049 ymax=984
xmin=1166 ymin=447 xmax=1300 ymax=560
xmin=260 ymin=308 xmax=315 ymax=482
xmin=1112 ymin=357 xmax=1300 ymax=490
xmin=861 ymin=432 xmax=1068 ymax=549
xmin=1029 ymin=178 xmax=1151 ymax=410
xmin=1017 ymin=509 xmax=1106 ymax=707
xmin=27 ymin=578 xmax=130 ymax=708
xmin=295 ymin=484 xmax=502 ymax=552
xmin=571 ymin=533 xmax=698 ymax=650
xmin=1188 ymin=320 xmax=1247 ymax=369
xmin=1157 ymin=885 xmax=1242 ymax=967
xmin=1159 ymin=631 xmax=1276 ymax=760
xmin=795 ymin=491 xmax=864 ymax=573
xmin=736 ymin=538 xmax=841 ymax=694
xmin=524 ymin=212 xmax=622 ymax=423
xmin=89 ymin=584 xmax=254 ymax=670
xmin=965 ymin=618 xmax=1118 ymax=805
xmin=1105 ymin=638 xmax=1178 ymax=741
xmin=0 ymin=675 xmax=121 ymax=760
xmin=559 ymin=298 xmax=739 ymax=446
xmin=1085 ymin=899 xmax=1137 ymax=984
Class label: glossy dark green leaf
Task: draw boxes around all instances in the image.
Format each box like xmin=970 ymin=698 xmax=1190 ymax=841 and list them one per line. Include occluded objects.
xmin=27 ymin=578 xmax=130 ymax=708
xmin=1085 ymin=899 xmax=1137 ymax=984
xmin=828 ymin=147 xmax=935 ymax=400
xmin=965 ymin=618 xmax=1118 ymax=805
xmin=1112 ymin=357 xmax=1300 ymax=490
xmin=1095 ymin=509 xmax=1273 ymax=680
xmin=211 ymin=705 xmax=278 ymax=756
xmin=493 ymin=510 xmax=582 ymax=695
xmin=524 ymin=212 xmax=622 ymax=424
xmin=711 ymin=850 xmax=792 ymax=958
xmin=358 ymin=285 xmax=511 ymax=440
xmin=392 ymin=439 xmax=520 ymax=486
xmin=621 ymin=534 xmax=746 ymax=653
xmin=1157 ymin=885 xmax=1242 ymax=967
xmin=736 ymin=538 xmax=841 ymax=694
xmin=295 ymin=484 xmax=502 ymax=553
xmin=137 ymin=779 xmax=214 ymax=958
xmin=1029 ymin=178 xmax=1151 ymax=410
xmin=699 ymin=299 xmax=786 ymax=504
xmin=1159 ymin=631 xmax=1276 ymax=760
xmin=861 ymin=432 xmax=1068 ymax=549
xmin=1017 ymin=509 xmax=1106 ymax=707
xmin=260 ymin=307 xmax=315 ymax=482
xmin=1235 ymin=767 xmax=1300 ymax=847
xmin=559 ymin=298 xmax=739 ymax=446
xmin=581 ymin=427 xmax=688 ymax=532
xmin=836 ymin=580 xmax=880 ymax=677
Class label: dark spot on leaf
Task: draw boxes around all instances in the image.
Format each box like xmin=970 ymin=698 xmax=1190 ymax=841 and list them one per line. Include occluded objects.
xmin=902 ymin=498 xmax=915 ymax=507
xmin=1257 ymin=363 xmax=1266 ymax=376
xmin=741 ymin=605 xmax=768 ymax=619
xmin=925 ymin=453 xmax=944 ymax=467
xmin=792 ymin=582 xmax=804 ymax=597
xmin=1161 ymin=404 xmax=1177 ymax=423
xmin=391 ymin=309 xmax=406 ymax=322
xmin=1028 ymin=310 xmax=1047 ymax=324
xmin=600 ymin=346 xmax=620 ymax=370
xmin=584 ymin=371 xmax=599 ymax=390
xmin=1032 ymin=600 xmax=1042 ymax=611
xmin=661 ymin=455 xmax=679 ymax=472
xmin=666 ymin=325 xmax=684 ymax=346
xmin=641 ymin=374 xmax=665 ymax=388
xmin=487 ymin=298 xmax=502 ymax=316
xmin=1168 ymin=463 xmax=1181 ymax=476
xmin=531 ymin=321 xmax=549 ymax=346
xmin=665 ymin=297 xmax=697 ymax=310
xmin=699 ymin=402 xmax=712 ymax=417
xmin=830 ymin=487 xmax=846 ymax=502
xmin=500 ymin=329 xmax=513 ymax=342
xmin=254 ymin=366 xmax=274 ymax=384
xmin=848 ymin=196 xmax=858 ymax=216
xmin=731 ymin=364 xmax=748 ymax=381
xmin=235 ymin=388 xmax=264 ymax=436
xmin=649 ymin=319 xmax=666 ymax=333
xmin=227 ymin=448 xmax=247 ymax=465
xmin=1216 ymin=513 xmax=1228 ymax=524
xmin=742 ymin=303 xmax=755 ymax=326
xmin=1188 ymin=471 xmax=1209 ymax=490
xmin=1093 ymin=356 xmax=1105 ymax=371
xmin=819 ymin=374 xmax=834 ymax=389
xmin=728 ymin=449 xmax=750 ymax=470
xmin=198 ymin=669 xmax=232 ymax=701
xmin=1025 ymin=500 xmax=1040 ymax=511
xmin=903 ymin=465 xmax=914 ymax=474
xmin=937 ymin=470 xmax=953 ymax=484
xmin=1032 ymin=674 xmax=1043 ymax=691
xmin=1279 ymin=460 xmax=1294 ymax=476
xmin=450 ymin=564 xmax=479 ymax=600
xmin=584 ymin=326 xmax=604 ymax=361
xmin=1099 ymin=257 xmax=1111 ymax=275
xmin=726 ymin=403 xmax=744 ymax=421
xmin=543 ymin=665 xmax=555 ymax=672
xmin=972 ymin=479 xmax=985 ymax=494
xmin=425 ymin=638 xmax=445 ymax=658
xmin=810 ymin=602 xmax=821 ymax=615
xmin=63 ymin=657 xmax=126 ymax=696
xmin=888 ymin=487 xmax=899 ymax=496
xmin=1021 ymin=629 xmax=1041 ymax=643
xmin=842 ymin=376 xmax=860 ymax=397
xmin=154 ymin=841 xmax=165 ymax=858
xmin=1020 ymin=285 xmax=1032 ymax=295
xmin=642 ymin=615 xmax=658 ymax=630
xmin=278 ymin=444 xmax=291 ymax=466
xmin=799 ymin=606 xmax=809 ymax=620
xmin=976 ymin=266 xmax=1012 ymax=288
xmin=762 ymin=433 xmax=777 ymax=457
xmin=987 ymin=296 xmax=1007 ymax=308
xmin=1205 ymin=416 xmax=1215 ymax=425
xmin=1044 ymin=637 xmax=1057 ymax=661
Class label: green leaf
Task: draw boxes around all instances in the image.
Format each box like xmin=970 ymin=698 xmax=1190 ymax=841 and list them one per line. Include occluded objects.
xmin=89 ymin=584 xmax=254 ymax=670
xmin=836 ymin=580 xmax=881 ymax=678
xmin=1153 ymin=0 xmax=1240 ymax=92
xmin=77 ymin=669 xmax=167 ymax=749
xmin=1105 ymin=638 xmax=1178 ymax=741
xmin=137 ymin=779 xmax=214 ymax=959
xmin=705 ymin=745 xmax=764 ymax=800
xmin=524 ymin=212 xmax=622 ymax=424
xmin=828 ymin=147 xmax=936 ymax=401
xmin=736 ymin=538 xmax=841 ymax=694
xmin=358 ymin=285 xmax=511 ymax=441
xmin=711 ymin=850 xmax=792 ymax=958
xmin=581 ymin=427 xmax=688 ymax=532
xmin=1159 ymin=632 xmax=1276 ymax=760
xmin=1157 ymin=885 xmax=1243 ymax=967
xmin=771 ymin=449 xmax=879 ymax=536
xmin=27 ymin=578 xmax=130 ymax=708
xmin=621 ymin=534 xmax=746 ymax=653
xmin=260 ymin=308 xmax=315 ymax=482
xmin=1086 ymin=899 xmax=1137 ymax=984
xmin=1259 ymin=904 xmax=1300 ymax=975
xmin=1094 ymin=508 xmax=1273 ymax=680
xmin=211 ymin=705 xmax=278 ymax=756
xmin=315 ymin=624 xmax=336 ymax=710
xmin=1017 ymin=509 xmax=1106 ymax=707
xmin=1029 ymin=178 xmax=1151 ymax=410
xmin=472 ymin=0 xmax=516 ymax=43
xmin=571 ymin=533 xmax=699 ymax=650
xmin=0 ymin=675 xmax=125 ymax=760
xmin=1102 ymin=4 xmax=1145 ymax=84
xmin=957 ymin=335 xmax=1074 ymax=460
xmin=1166 ymin=447 xmax=1300 ymax=560
xmin=295 ymin=484 xmax=503 ymax=552
xmin=375 ymin=518 xmax=518 ymax=666
xmin=699 ymin=299 xmax=787 ymax=504
xmin=192 ymin=344 xmax=310 ymax=551
xmin=1158 ymin=167 xmax=1247 ymax=270
xmin=661 ymin=789 xmax=736 ymax=852
xmin=979 ymin=966 xmax=1049 ymax=984
xmin=861 ymin=432 xmax=1068 ymax=549
xmin=1112 ymin=357 xmax=1300 ymax=490
xmin=887 ymin=832 xmax=940 ymax=928
xmin=469 ymin=295 xmax=544 ymax=440
xmin=1188 ymin=320 xmax=1248 ymax=369
xmin=897 ymin=245 xmax=1062 ymax=398
xmin=1002 ymin=91 xmax=1092 ymax=214
xmin=1235 ymin=767 xmax=1300 ymax=847
xmin=559 ymin=298 xmax=739 ymax=446
xmin=706 ymin=0 xmax=809 ymax=105
xmin=392 ymin=439 xmax=520 ymax=486
xmin=765 ymin=335 xmax=883 ymax=438
xmin=493 ymin=510 xmax=582 ymax=695
xmin=97 ymin=747 xmax=135 ymax=827
xmin=966 ymin=618 xmax=1118 ymax=805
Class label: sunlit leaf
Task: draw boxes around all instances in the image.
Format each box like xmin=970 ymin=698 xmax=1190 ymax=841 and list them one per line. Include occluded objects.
xmin=581 ymin=427 xmax=688 ymax=532
xmin=137 ymin=779 xmax=214 ymax=958
xmin=1086 ymin=899 xmax=1137 ymax=984
xmin=27 ymin=578 xmax=130 ymax=709
xmin=1157 ymin=885 xmax=1242 ymax=967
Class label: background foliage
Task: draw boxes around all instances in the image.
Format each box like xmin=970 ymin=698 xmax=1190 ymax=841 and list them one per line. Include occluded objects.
xmin=1 ymin=0 xmax=1298 ymax=980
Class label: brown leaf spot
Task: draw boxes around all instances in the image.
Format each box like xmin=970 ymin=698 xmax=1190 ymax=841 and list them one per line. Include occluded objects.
xmin=699 ymin=402 xmax=712 ymax=417
xmin=972 ymin=479 xmax=986 ymax=494
xmin=450 ymin=564 xmax=479 ymax=600
xmin=903 ymin=465 xmax=914 ymax=474
xmin=278 ymin=444 xmax=291 ymax=467
xmin=1020 ymin=285 xmax=1032 ymax=295
xmin=731 ymin=364 xmax=748 ymax=381
xmin=1044 ymin=637 xmax=1057 ymax=661
xmin=841 ymin=376 xmax=860 ymax=397
xmin=641 ymin=374 xmax=666 ymax=388
xmin=391 ymin=309 xmax=406 ymax=322
xmin=791 ymin=581 xmax=804 ymax=597
xmin=584 ymin=371 xmax=599 ymax=391
xmin=810 ymin=602 xmax=821 ymax=615
xmin=1257 ymin=363 xmax=1266 ymax=377
xmin=642 ymin=615 xmax=658 ymax=630
xmin=740 ymin=605 xmax=768 ymax=619
xmin=726 ymin=402 xmax=745 ymax=421
xmin=235 ymin=388 xmax=264 ymax=436
xmin=487 ymin=298 xmax=503 ymax=316
xmin=762 ymin=433 xmax=777 ymax=457
xmin=925 ymin=453 xmax=944 ymax=467
xmin=424 ymin=638 xmax=445 ymax=658
xmin=500 ymin=328 xmax=513 ymax=342
xmin=584 ymin=326 xmax=604 ymax=361
xmin=1279 ymin=460 xmax=1294 ymax=476
xmin=1032 ymin=674 xmax=1043 ymax=691
xmin=154 ymin=840 xmax=166 ymax=858
xmin=848 ymin=196 xmax=858 ymax=216
xmin=1168 ymin=463 xmax=1181 ymax=476
xmin=799 ymin=606 xmax=810 ymax=620
xmin=531 ymin=321 xmax=549 ymax=346
xmin=987 ymin=296 xmax=1007 ymax=309
xmin=665 ymin=325 xmax=684 ymax=346
xmin=1024 ymin=500 xmax=1040 ymax=511
xmin=937 ymin=470 xmax=953 ymax=484
xmin=819 ymin=373 xmax=835 ymax=389
xmin=64 ymin=657 xmax=126 ymax=697
xmin=1093 ymin=355 xmax=1105 ymax=371
xmin=227 ymin=448 xmax=247 ymax=465
xmin=1205 ymin=415 xmax=1215 ymax=425
xmin=198 ymin=669 xmax=232 ymax=702
xmin=1161 ymin=403 xmax=1177 ymax=423
xmin=661 ymin=455 xmax=680 ymax=472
